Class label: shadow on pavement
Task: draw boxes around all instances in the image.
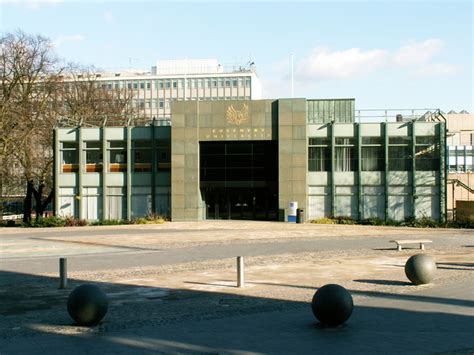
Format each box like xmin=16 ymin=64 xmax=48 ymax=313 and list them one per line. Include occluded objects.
xmin=1 ymin=270 xmax=473 ymax=354
xmin=436 ymin=262 xmax=474 ymax=271
xmin=353 ymin=279 xmax=412 ymax=286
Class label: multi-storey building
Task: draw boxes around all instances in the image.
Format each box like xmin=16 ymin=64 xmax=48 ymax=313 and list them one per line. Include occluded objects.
xmin=445 ymin=111 xmax=474 ymax=216
xmin=54 ymin=98 xmax=446 ymax=222
xmin=89 ymin=58 xmax=261 ymax=124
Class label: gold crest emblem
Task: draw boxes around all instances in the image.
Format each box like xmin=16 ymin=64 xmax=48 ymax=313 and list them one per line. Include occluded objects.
xmin=226 ymin=104 xmax=249 ymax=125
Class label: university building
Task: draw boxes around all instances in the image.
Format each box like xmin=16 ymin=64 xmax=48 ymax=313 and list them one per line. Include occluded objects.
xmin=54 ymin=98 xmax=447 ymax=222
xmin=79 ymin=58 xmax=261 ymax=124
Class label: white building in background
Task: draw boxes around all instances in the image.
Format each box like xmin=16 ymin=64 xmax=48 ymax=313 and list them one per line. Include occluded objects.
xmin=444 ymin=111 xmax=474 ymax=215
xmin=91 ymin=58 xmax=262 ymax=123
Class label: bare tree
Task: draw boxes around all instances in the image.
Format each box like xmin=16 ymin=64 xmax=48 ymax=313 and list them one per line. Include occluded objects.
xmin=0 ymin=31 xmax=135 ymax=223
xmin=58 ymin=64 xmax=136 ymax=127
xmin=0 ymin=30 xmax=62 ymax=222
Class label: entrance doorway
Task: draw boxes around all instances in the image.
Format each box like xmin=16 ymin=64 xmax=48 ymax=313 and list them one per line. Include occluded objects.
xmin=200 ymin=141 xmax=278 ymax=220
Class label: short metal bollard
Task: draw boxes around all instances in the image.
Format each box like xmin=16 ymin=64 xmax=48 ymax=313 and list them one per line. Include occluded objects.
xmin=237 ymin=256 xmax=245 ymax=288
xmin=59 ymin=257 xmax=67 ymax=289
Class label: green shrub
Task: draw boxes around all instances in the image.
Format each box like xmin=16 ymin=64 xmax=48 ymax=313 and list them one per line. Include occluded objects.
xmin=360 ymin=218 xmax=387 ymax=226
xmin=402 ymin=216 xmax=438 ymax=228
xmin=25 ymin=216 xmax=67 ymax=228
xmin=310 ymin=217 xmax=336 ymax=224
xmin=63 ymin=216 xmax=88 ymax=227
xmin=145 ymin=213 xmax=166 ymax=224
xmin=90 ymin=219 xmax=128 ymax=226
xmin=333 ymin=216 xmax=356 ymax=225
xmin=308 ymin=216 xmax=473 ymax=229
xmin=133 ymin=217 xmax=148 ymax=224
xmin=445 ymin=220 xmax=474 ymax=229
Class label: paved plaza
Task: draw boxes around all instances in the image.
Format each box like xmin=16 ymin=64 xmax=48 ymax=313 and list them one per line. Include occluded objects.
xmin=0 ymin=221 xmax=473 ymax=354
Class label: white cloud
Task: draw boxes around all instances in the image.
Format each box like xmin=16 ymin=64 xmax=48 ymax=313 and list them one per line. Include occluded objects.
xmin=393 ymin=39 xmax=444 ymax=66
xmin=296 ymin=47 xmax=388 ymax=80
xmin=414 ymin=63 xmax=461 ymax=77
xmin=54 ymin=34 xmax=85 ymax=48
xmin=104 ymin=11 xmax=114 ymax=24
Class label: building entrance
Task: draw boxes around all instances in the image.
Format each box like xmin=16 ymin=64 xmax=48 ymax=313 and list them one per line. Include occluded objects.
xmin=200 ymin=141 xmax=278 ymax=220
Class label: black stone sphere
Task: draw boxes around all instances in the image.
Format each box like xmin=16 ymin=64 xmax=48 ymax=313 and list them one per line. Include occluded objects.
xmin=67 ymin=284 xmax=108 ymax=326
xmin=405 ymin=254 xmax=437 ymax=285
xmin=311 ymin=284 xmax=354 ymax=327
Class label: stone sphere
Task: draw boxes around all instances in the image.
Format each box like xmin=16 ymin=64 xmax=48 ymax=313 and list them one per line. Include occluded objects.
xmin=311 ymin=284 xmax=354 ymax=326
xmin=67 ymin=284 xmax=108 ymax=326
xmin=405 ymin=254 xmax=437 ymax=285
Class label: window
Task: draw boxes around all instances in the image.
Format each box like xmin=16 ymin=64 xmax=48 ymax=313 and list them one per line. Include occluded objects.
xmin=61 ymin=142 xmax=78 ymax=173
xmin=415 ymin=135 xmax=439 ymax=171
xmin=133 ymin=140 xmax=151 ymax=172
xmin=335 ymin=137 xmax=356 ymax=171
xmin=245 ymin=78 xmax=251 ymax=87
xmin=140 ymin=82 xmax=145 ymax=89
xmin=108 ymin=141 xmax=127 ymax=172
xmin=165 ymin=80 xmax=171 ymax=89
xmin=172 ymin=80 xmax=177 ymax=89
xmin=232 ymin=79 xmax=238 ymax=87
xmin=84 ymin=141 xmax=102 ymax=173
xmin=212 ymin=80 xmax=217 ymax=88
xmin=361 ymin=136 xmax=384 ymax=171
xmin=159 ymin=80 xmax=164 ymax=89
xmin=157 ymin=140 xmax=171 ymax=171
xmin=146 ymin=81 xmax=151 ymax=90
xmin=388 ymin=136 xmax=411 ymax=171
xmin=127 ymin=82 xmax=132 ymax=90
xmin=466 ymin=148 xmax=473 ymax=172
xmin=225 ymin=79 xmax=231 ymax=87
xmin=159 ymin=99 xmax=164 ymax=109
xmin=133 ymin=82 xmax=138 ymax=90
xmin=308 ymin=137 xmax=330 ymax=172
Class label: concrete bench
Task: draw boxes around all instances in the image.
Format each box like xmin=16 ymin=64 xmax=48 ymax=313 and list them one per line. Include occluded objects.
xmin=390 ymin=239 xmax=432 ymax=251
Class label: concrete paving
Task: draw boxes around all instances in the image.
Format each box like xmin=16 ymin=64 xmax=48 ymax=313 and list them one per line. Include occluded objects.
xmin=0 ymin=221 xmax=473 ymax=354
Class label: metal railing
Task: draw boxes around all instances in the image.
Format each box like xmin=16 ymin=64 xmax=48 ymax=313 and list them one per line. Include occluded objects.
xmin=56 ymin=115 xmax=172 ymax=128
xmin=354 ymin=108 xmax=445 ymax=123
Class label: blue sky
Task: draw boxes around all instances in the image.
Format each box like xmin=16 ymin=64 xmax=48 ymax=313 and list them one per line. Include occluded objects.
xmin=1 ymin=1 xmax=472 ymax=111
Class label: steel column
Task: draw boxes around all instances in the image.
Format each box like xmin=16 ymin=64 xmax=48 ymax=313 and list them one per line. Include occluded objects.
xmin=102 ymin=128 xmax=108 ymax=220
xmin=357 ymin=123 xmax=362 ymax=221
xmin=439 ymin=122 xmax=447 ymax=222
xmin=151 ymin=119 xmax=157 ymax=214
xmin=126 ymin=126 xmax=132 ymax=220
xmin=330 ymin=122 xmax=336 ymax=217
xmin=78 ymin=127 xmax=84 ymax=220
xmin=53 ymin=128 xmax=59 ymax=216
xmin=384 ymin=122 xmax=389 ymax=221
xmin=411 ymin=121 xmax=416 ymax=218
